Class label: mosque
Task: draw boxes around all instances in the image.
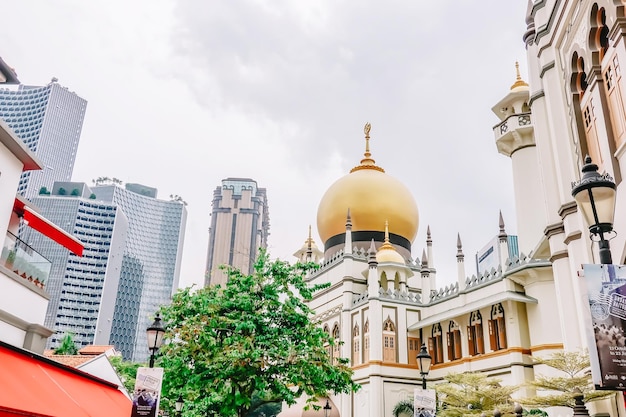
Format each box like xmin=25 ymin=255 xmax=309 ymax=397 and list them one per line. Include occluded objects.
xmin=281 ymin=1 xmax=626 ymax=416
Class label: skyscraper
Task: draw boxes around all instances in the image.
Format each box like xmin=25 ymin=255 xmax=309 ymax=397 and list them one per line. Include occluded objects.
xmin=205 ymin=178 xmax=270 ymax=286
xmin=27 ymin=182 xmax=128 ymax=350
xmin=92 ymin=182 xmax=186 ymax=361
xmin=0 ymin=79 xmax=87 ymax=198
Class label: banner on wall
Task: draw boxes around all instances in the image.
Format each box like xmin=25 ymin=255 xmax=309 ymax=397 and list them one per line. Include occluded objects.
xmin=414 ymin=388 xmax=436 ymax=417
xmin=130 ymin=367 xmax=164 ymax=417
xmin=583 ymin=264 xmax=626 ymax=390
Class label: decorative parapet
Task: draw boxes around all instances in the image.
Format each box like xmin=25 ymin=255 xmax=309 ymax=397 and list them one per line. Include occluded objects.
xmin=504 ymin=252 xmax=551 ymax=275
xmin=428 ymin=282 xmax=459 ymax=303
xmin=352 ymin=292 xmax=369 ymax=308
xmin=465 ymin=265 xmax=504 ymax=290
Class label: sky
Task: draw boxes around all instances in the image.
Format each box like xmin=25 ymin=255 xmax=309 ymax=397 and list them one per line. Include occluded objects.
xmin=1 ymin=0 xmax=530 ymax=290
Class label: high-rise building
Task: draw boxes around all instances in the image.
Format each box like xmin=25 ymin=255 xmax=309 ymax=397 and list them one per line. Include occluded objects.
xmin=92 ymin=182 xmax=186 ymax=361
xmin=205 ymin=178 xmax=270 ymax=286
xmin=0 ymin=79 xmax=87 ymax=198
xmin=27 ymin=182 xmax=127 ymax=350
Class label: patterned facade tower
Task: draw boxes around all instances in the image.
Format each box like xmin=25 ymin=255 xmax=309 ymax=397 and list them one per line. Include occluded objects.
xmin=92 ymin=182 xmax=187 ymax=361
xmin=28 ymin=182 xmax=128 ymax=350
xmin=205 ymin=178 xmax=270 ymax=287
xmin=0 ymin=80 xmax=87 ymax=199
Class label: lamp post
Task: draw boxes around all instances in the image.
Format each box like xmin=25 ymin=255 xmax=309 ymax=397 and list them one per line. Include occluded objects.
xmin=146 ymin=312 xmax=165 ymax=367
xmin=571 ymin=156 xmax=617 ymax=265
xmin=416 ymin=343 xmax=432 ymax=390
xmin=175 ymin=394 xmax=184 ymax=417
xmin=323 ymin=399 xmax=332 ymax=417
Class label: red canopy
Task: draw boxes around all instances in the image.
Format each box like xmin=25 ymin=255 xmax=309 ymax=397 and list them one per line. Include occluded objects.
xmin=0 ymin=343 xmax=130 ymax=417
xmin=13 ymin=197 xmax=84 ymax=256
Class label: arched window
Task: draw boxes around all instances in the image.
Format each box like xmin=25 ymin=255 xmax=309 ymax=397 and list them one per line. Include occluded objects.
xmin=323 ymin=324 xmax=332 ymax=359
xmin=383 ymin=316 xmax=397 ymax=363
xmin=468 ymin=310 xmax=485 ymax=356
xmin=428 ymin=323 xmax=444 ymax=364
xmin=447 ymin=321 xmax=462 ymax=361
xmin=353 ymin=323 xmax=360 ymax=365
xmin=363 ymin=320 xmax=370 ymax=362
xmin=380 ymin=271 xmax=388 ymax=291
xmin=332 ymin=324 xmax=340 ymax=364
xmin=489 ymin=303 xmax=507 ymax=351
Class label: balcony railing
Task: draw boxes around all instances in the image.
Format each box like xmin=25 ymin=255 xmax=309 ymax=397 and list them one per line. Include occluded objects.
xmin=1 ymin=231 xmax=51 ymax=287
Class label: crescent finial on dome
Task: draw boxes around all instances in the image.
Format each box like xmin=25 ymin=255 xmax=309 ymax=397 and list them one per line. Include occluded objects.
xmin=351 ymin=123 xmax=385 ymax=173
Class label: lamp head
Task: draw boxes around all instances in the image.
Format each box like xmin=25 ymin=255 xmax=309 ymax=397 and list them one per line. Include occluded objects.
xmin=571 ymin=156 xmax=616 ymax=235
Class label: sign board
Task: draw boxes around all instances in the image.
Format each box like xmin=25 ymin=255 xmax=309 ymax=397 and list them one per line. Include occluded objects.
xmin=131 ymin=367 xmax=164 ymax=417
xmin=583 ymin=264 xmax=626 ymax=390
xmin=414 ymin=388 xmax=436 ymax=417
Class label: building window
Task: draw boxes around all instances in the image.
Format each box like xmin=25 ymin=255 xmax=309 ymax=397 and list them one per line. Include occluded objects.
xmin=323 ymin=324 xmax=332 ymax=359
xmin=363 ymin=320 xmax=370 ymax=363
xmin=408 ymin=336 xmax=421 ymax=366
xmin=489 ymin=303 xmax=507 ymax=351
xmin=383 ymin=316 xmax=397 ymax=363
xmin=603 ymin=53 xmax=626 ymax=149
xmin=428 ymin=323 xmax=444 ymax=364
xmin=332 ymin=324 xmax=340 ymax=364
xmin=353 ymin=324 xmax=360 ymax=366
xmin=447 ymin=321 xmax=462 ymax=361
xmin=468 ymin=310 xmax=485 ymax=356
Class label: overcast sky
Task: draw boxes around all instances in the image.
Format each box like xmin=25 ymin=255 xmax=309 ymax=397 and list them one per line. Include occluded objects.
xmin=1 ymin=0 xmax=529 ymax=289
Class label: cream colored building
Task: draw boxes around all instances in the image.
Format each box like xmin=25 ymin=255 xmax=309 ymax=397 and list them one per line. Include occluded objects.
xmin=205 ymin=178 xmax=270 ymax=286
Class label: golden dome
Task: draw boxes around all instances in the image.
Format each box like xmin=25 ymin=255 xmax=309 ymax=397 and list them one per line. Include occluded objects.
xmin=376 ymin=221 xmax=405 ymax=264
xmin=316 ymin=124 xmax=419 ymax=245
xmin=510 ymin=61 xmax=529 ymax=92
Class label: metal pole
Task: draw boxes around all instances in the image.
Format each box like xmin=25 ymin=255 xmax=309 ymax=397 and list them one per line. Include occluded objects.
xmin=599 ymin=235 xmax=613 ymax=264
xmin=422 ymin=376 xmax=426 ymax=390
xmin=149 ymin=353 xmax=155 ymax=368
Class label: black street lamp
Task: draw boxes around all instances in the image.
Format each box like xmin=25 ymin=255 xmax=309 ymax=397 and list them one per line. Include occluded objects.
xmin=323 ymin=399 xmax=332 ymax=417
xmin=571 ymin=156 xmax=617 ymax=265
xmin=416 ymin=343 xmax=432 ymax=390
xmin=175 ymin=394 xmax=184 ymax=417
xmin=146 ymin=313 xmax=165 ymax=367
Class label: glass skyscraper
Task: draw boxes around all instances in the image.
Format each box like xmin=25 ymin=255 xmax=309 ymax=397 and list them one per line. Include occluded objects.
xmin=28 ymin=182 xmax=128 ymax=350
xmin=93 ymin=182 xmax=187 ymax=361
xmin=0 ymin=80 xmax=87 ymax=198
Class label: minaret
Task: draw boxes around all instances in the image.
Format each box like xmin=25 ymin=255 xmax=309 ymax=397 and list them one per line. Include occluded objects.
xmin=344 ymin=208 xmax=353 ymax=255
xmin=426 ymin=225 xmax=433 ymax=268
xmin=498 ymin=211 xmax=509 ymax=268
xmin=456 ymin=233 xmax=466 ymax=289
xmin=367 ymin=239 xmax=379 ymax=296
xmin=492 ymin=62 xmax=546 ymax=254
xmin=420 ymin=249 xmax=431 ymax=304
xmin=292 ymin=226 xmax=323 ymax=263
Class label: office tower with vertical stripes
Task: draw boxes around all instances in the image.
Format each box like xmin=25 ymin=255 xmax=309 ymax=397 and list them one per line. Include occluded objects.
xmin=205 ymin=178 xmax=270 ymax=287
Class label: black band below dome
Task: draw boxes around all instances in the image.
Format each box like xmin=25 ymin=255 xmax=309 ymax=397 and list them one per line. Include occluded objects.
xmin=324 ymin=231 xmax=412 ymax=252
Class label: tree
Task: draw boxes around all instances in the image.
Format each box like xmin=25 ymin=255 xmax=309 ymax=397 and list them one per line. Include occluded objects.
xmin=109 ymin=356 xmax=142 ymax=393
xmin=392 ymin=399 xmax=415 ymax=417
xmin=521 ymin=350 xmax=613 ymax=408
xmin=436 ymin=372 xmax=517 ymax=417
xmin=71 ymin=188 xmax=80 ymax=196
xmin=39 ymin=186 xmax=50 ymax=195
xmin=54 ymin=333 xmax=78 ymax=355
xmin=58 ymin=187 xmax=67 ymax=196
xmin=158 ymin=251 xmax=360 ymax=417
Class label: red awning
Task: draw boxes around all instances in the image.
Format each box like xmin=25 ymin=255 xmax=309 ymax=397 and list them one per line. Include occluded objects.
xmin=0 ymin=343 xmax=131 ymax=417
xmin=13 ymin=197 xmax=84 ymax=256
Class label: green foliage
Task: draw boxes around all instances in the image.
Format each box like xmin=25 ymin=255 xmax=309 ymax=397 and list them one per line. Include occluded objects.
xmin=58 ymin=187 xmax=67 ymax=195
xmin=89 ymin=193 xmax=96 ymax=199
xmin=54 ymin=333 xmax=78 ymax=355
xmin=39 ymin=186 xmax=50 ymax=195
xmin=435 ymin=372 xmax=517 ymax=417
xmin=158 ymin=251 xmax=360 ymax=417
xmin=108 ymin=356 xmax=142 ymax=394
xmin=392 ymin=399 xmax=414 ymax=417
xmin=521 ymin=350 xmax=614 ymax=408
xmin=71 ymin=188 xmax=80 ymax=196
